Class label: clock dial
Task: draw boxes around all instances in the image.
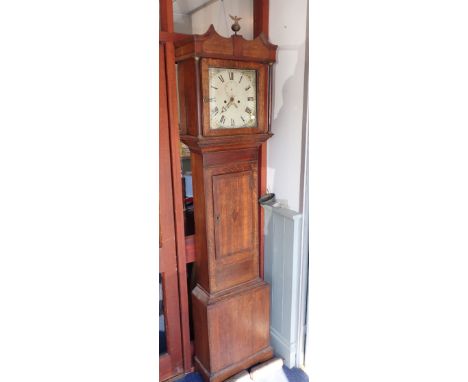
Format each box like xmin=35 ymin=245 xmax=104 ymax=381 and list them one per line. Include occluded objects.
xmin=208 ymin=68 xmax=257 ymax=129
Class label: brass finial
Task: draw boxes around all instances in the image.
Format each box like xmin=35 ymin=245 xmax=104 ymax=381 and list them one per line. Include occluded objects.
xmin=229 ymin=15 xmax=242 ymax=35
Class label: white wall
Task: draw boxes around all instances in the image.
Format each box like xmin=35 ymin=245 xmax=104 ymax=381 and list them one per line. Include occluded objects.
xmin=191 ymin=0 xmax=253 ymax=39
xmin=173 ymin=13 xmax=192 ymax=34
xmin=267 ymin=0 xmax=308 ymax=213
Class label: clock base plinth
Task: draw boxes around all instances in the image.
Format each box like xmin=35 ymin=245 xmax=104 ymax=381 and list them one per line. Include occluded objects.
xmin=192 ymin=280 xmax=273 ymax=382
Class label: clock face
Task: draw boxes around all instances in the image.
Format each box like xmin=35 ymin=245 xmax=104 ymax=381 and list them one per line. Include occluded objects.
xmin=208 ymin=67 xmax=257 ymax=129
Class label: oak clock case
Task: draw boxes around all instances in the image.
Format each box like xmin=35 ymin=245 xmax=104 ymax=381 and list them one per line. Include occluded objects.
xmin=175 ymin=26 xmax=277 ymax=382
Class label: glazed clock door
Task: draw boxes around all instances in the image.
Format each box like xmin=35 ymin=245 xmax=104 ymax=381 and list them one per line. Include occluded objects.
xmin=208 ymin=67 xmax=258 ymax=129
xmin=159 ymin=43 xmax=184 ymax=381
xmin=200 ymin=58 xmax=269 ymax=137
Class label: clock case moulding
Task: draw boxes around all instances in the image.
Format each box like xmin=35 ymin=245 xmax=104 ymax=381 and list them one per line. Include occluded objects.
xmin=174 ymin=26 xmax=278 ymax=382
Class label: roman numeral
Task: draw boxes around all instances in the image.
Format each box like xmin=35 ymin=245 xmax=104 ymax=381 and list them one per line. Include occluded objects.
xmin=241 ymin=116 xmax=245 ymax=123
xmin=220 ymin=115 xmax=226 ymax=124
xmin=211 ymin=85 xmax=218 ymax=90
xmin=229 ymin=72 xmax=234 ymax=80
xmin=245 ymin=107 xmax=252 ymax=114
xmin=231 ymin=118 xmax=235 ymax=126
xmin=239 ymin=75 xmax=243 ymax=83
xmin=218 ymin=75 xmax=224 ymax=82
xmin=212 ymin=106 xmax=219 ymax=115
xmin=209 ymin=97 xmax=215 ymax=102
xmin=245 ymin=85 xmax=251 ymax=91
xmin=248 ymin=97 xmax=254 ymax=101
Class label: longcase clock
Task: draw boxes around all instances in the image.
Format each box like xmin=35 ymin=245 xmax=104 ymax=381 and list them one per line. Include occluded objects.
xmin=175 ymin=25 xmax=277 ymax=382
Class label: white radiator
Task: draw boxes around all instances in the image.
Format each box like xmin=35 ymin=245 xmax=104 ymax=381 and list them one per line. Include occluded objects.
xmin=263 ymin=205 xmax=306 ymax=368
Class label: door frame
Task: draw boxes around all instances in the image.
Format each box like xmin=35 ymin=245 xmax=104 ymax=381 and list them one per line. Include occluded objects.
xmin=159 ymin=42 xmax=188 ymax=380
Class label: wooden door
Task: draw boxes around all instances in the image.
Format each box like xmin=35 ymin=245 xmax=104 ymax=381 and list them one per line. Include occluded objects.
xmin=159 ymin=42 xmax=184 ymax=381
xmin=198 ymin=158 xmax=260 ymax=294
xmin=212 ymin=170 xmax=256 ymax=260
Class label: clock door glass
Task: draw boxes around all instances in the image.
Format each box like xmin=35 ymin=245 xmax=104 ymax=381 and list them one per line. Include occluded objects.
xmin=208 ymin=68 xmax=257 ymax=129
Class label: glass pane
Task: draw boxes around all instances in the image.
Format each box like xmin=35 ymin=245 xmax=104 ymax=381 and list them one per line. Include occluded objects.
xmin=208 ymin=67 xmax=258 ymax=129
xmin=173 ymin=0 xmax=253 ymax=39
xmin=180 ymin=143 xmax=195 ymax=236
xmin=159 ymin=274 xmax=167 ymax=355
xmin=186 ymin=263 xmax=195 ymax=341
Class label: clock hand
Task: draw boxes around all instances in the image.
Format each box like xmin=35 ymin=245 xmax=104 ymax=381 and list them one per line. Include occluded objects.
xmin=226 ymin=99 xmax=238 ymax=109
